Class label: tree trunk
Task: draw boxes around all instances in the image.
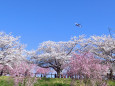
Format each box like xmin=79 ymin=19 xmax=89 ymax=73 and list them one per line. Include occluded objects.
xmin=109 ymin=68 xmax=113 ymax=80
xmin=56 ymin=70 xmax=61 ymax=78
xmin=0 ymin=70 xmax=3 ymax=76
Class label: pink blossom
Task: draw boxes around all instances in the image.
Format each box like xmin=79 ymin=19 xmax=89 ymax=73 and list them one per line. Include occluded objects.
xmin=66 ymin=52 xmax=110 ymax=79
xmin=9 ymin=62 xmax=35 ymax=77
xmin=36 ymin=66 xmax=50 ymax=74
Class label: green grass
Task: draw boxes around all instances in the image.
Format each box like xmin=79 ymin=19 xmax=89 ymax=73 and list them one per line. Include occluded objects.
xmin=107 ymin=80 xmax=115 ymax=86
xmin=0 ymin=76 xmax=114 ymax=86
xmin=35 ymin=78 xmax=115 ymax=86
xmin=0 ymin=76 xmax=14 ymax=86
xmin=34 ymin=78 xmax=71 ymax=86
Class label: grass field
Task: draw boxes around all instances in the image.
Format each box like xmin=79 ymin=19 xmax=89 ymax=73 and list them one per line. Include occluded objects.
xmin=0 ymin=76 xmax=114 ymax=86
xmin=35 ymin=78 xmax=115 ymax=86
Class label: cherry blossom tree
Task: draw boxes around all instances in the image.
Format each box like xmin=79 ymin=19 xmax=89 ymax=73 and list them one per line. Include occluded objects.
xmin=9 ymin=62 xmax=35 ymax=77
xmin=66 ymin=52 xmax=109 ymax=80
xmin=30 ymin=36 xmax=84 ymax=77
xmin=73 ymin=35 xmax=115 ymax=61
xmin=0 ymin=32 xmax=27 ymax=68
xmin=86 ymin=35 xmax=115 ymax=61
xmin=9 ymin=62 xmax=36 ymax=86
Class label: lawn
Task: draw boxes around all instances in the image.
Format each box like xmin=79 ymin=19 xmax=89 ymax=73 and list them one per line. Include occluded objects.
xmin=0 ymin=76 xmax=114 ymax=86
xmin=35 ymin=78 xmax=115 ymax=86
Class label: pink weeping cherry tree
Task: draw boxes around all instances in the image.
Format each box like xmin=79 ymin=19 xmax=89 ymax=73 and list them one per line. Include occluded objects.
xmin=9 ymin=62 xmax=35 ymax=77
xmin=66 ymin=52 xmax=110 ymax=80
xmin=9 ymin=62 xmax=37 ymax=86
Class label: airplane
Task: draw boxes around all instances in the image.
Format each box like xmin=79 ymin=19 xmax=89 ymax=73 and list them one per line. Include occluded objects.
xmin=75 ymin=23 xmax=82 ymax=28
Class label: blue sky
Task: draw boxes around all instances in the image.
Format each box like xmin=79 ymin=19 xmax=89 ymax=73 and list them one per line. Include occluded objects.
xmin=0 ymin=0 xmax=115 ymax=50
